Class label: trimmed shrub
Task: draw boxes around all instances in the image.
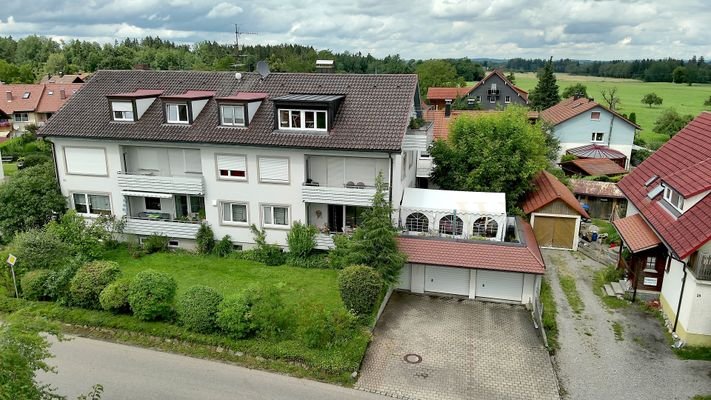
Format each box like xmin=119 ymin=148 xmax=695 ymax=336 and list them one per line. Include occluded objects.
xmin=216 ymin=286 xmax=289 ymax=339
xmin=69 ymin=261 xmax=121 ymax=309
xmin=196 ymin=223 xmax=215 ymax=254
xmin=214 ymin=235 xmax=233 ymax=258
xmin=10 ymin=228 xmax=71 ymax=274
xmin=250 ymin=285 xmax=290 ymax=339
xmin=128 ymin=269 xmax=177 ymax=321
xmin=299 ymin=305 xmax=357 ymax=349
xmin=177 ymin=285 xmax=223 ymax=333
xmin=20 ymin=269 xmax=52 ymax=300
xmin=143 ymin=234 xmax=169 ymax=254
xmin=337 ymin=265 xmax=383 ymax=316
xmin=99 ymin=279 xmax=132 ymax=314
xmin=286 ymin=221 xmax=317 ymax=259
xmin=288 ymin=253 xmax=330 ymax=269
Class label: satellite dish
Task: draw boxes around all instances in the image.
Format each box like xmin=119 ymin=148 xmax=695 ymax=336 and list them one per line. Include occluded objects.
xmin=256 ymin=60 xmax=270 ymax=79
xmin=234 ymin=72 xmax=242 ymax=80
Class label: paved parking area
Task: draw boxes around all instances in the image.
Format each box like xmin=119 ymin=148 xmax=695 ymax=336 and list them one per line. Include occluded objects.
xmin=356 ymin=292 xmax=559 ymax=400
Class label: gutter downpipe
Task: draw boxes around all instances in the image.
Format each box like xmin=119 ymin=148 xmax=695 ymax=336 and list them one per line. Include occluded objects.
xmin=673 ymin=256 xmax=688 ymax=333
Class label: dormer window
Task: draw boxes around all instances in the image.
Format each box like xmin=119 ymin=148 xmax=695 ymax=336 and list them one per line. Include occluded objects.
xmin=111 ymin=101 xmax=134 ymax=121
xmin=278 ymin=109 xmax=327 ymax=131
xmin=107 ymin=90 xmax=163 ymax=122
xmin=272 ymin=93 xmax=344 ymax=133
xmin=215 ymin=92 xmax=267 ymax=129
xmin=664 ymin=186 xmax=684 ymax=211
xmin=161 ymin=91 xmax=215 ymax=125
xmin=166 ymin=103 xmax=189 ymax=124
xmin=220 ymin=104 xmax=245 ymax=127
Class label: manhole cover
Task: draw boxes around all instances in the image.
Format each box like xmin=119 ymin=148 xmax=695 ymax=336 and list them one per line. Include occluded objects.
xmin=404 ymin=353 xmax=422 ymax=364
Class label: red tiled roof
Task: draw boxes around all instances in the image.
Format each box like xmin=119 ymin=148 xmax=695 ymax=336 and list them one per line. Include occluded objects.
xmin=613 ymin=214 xmax=662 ymax=253
xmin=617 ymin=112 xmax=711 ymax=259
xmin=567 ymin=144 xmax=626 ymax=160
xmin=426 ymin=86 xmax=474 ymax=101
xmin=570 ymin=179 xmax=625 ymax=199
xmin=522 ymin=170 xmax=590 ymax=218
xmin=562 ymin=158 xmax=627 ymax=176
xmin=216 ymin=92 xmax=269 ymax=101
xmin=541 ymin=97 xmax=640 ymax=129
xmin=36 ymin=84 xmax=83 ymax=113
xmin=0 ymin=84 xmax=45 ymax=113
xmin=40 ymin=73 xmax=90 ymax=84
xmin=423 ymin=109 xmax=500 ymax=141
xmin=161 ymin=90 xmax=216 ymax=100
xmin=662 ymin=159 xmax=711 ymax=197
xmin=397 ymin=219 xmax=545 ymax=274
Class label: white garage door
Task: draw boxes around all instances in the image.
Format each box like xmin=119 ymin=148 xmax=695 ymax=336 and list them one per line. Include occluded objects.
xmin=477 ymin=270 xmax=523 ymax=302
xmin=425 ymin=266 xmax=470 ymax=296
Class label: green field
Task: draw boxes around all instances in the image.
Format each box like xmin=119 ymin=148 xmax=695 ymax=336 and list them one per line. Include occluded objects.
xmin=513 ymin=72 xmax=711 ymax=144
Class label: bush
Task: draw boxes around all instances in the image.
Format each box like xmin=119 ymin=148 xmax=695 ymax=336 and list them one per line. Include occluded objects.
xmin=337 ymin=265 xmax=383 ymax=316
xmin=250 ymin=286 xmax=290 ymax=339
xmin=99 ymin=279 xmax=132 ymax=314
xmin=288 ymin=253 xmax=330 ymax=269
xmin=216 ymin=286 xmax=289 ymax=339
xmin=9 ymin=229 xmax=71 ymax=275
xmin=329 ymin=234 xmax=352 ymax=269
xmin=177 ymin=285 xmax=223 ymax=333
xmin=46 ymin=210 xmax=110 ymax=261
xmin=299 ymin=305 xmax=357 ymax=349
xmin=216 ymin=294 xmax=254 ymax=339
xmin=128 ymin=269 xmax=177 ymax=321
xmin=286 ymin=221 xmax=317 ymax=259
xmin=69 ymin=261 xmax=121 ymax=309
xmin=214 ymin=235 xmax=233 ymax=258
xmin=196 ymin=223 xmax=215 ymax=254
xmin=143 ymin=234 xmax=169 ymax=254
xmin=20 ymin=269 xmax=52 ymax=300
xmin=44 ymin=260 xmax=81 ymax=305
xmin=249 ymin=225 xmax=286 ymax=266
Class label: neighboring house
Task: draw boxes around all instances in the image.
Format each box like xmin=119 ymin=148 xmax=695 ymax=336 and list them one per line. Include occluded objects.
xmin=396 ymin=188 xmax=545 ymax=304
xmin=39 ymin=70 xmax=430 ymax=251
xmin=40 ymin=73 xmax=91 ymax=84
xmin=570 ymin=179 xmax=627 ymax=220
xmin=541 ymin=96 xmax=640 ymax=170
xmin=0 ymin=83 xmax=83 ymax=134
xmin=614 ymin=112 xmax=711 ymax=346
xmin=523 ymin=170 xmax=590 ymax=250
xmin=426 ymin=70 xmax=529 ymax=111
xmin=560 ymin=158 xmax=626 ymax=177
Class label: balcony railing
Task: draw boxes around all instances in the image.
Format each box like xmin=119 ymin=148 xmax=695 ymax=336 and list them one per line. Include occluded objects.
xmin=124 ymin=217 xmax=201 ymax=239
xmin=689 ymin=253 xmax=711 ymax=281
xmin=117 ymin=171 xmax=204 ymax=195
xmin=314 ymin=233 xmax=335 ymax=250
xmin=302 ymin=182 xmax=379 ymax=207
xmin=416 ymin=157 xmax=433 ymax=178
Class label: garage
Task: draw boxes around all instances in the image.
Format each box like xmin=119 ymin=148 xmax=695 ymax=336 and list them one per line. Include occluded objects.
xmin=424 ymin=266 xmax=470 ymax=295
xmin=477 ymin=270 xmax=524 ymax=302
xmin=532 ymin=215 xmax=577 ymax=249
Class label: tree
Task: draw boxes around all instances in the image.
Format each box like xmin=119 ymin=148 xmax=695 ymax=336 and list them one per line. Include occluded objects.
xmin=528 ymin=57 xmax=560 ymax=110
xmin=653 ymin=108 xmax=694 ymax=137
xmin=561 ymin=83 xmax=588 ymax=99
xmin=641 ymin=93 xmax=663 ymax=108
xmin=430 ymin=107 xmax=549 ymax=210
xmin=0 ymin=164 xmax=67 ymax=239
xmin=600 ymin=87 xmax=621 ymax=110
xmin=416 ymin=60 xmax=465 ymax=98
xmin=672 ymin=66 xmax=687 ymax=84
xmin=346 ymin=172 xmax=406 ymax=286
xmin=44 ymin=53 xmax=68 ymax=75
xmin=628 ymin=112 xmax=637 ymax=124
xmin=505 ymin=71 xmax=516 ymax=84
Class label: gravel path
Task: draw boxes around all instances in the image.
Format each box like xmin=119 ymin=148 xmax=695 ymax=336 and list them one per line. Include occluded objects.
xmin=543 ymin=249 xmax=711 ymax=400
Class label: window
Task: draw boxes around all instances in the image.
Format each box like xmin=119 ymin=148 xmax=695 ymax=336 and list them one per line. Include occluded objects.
xmin=591 ymin=111 xmax=601 ymax=120
xmin=277 ymin=109 xmax=327 ymax=131
xmin=220 ymin=105 xmax=245 ymax=126
xmin=505 ymin=95 xmax=511 ymax=103
xmin=166 ymin=103 xmax=189 ymax=124
xmin=258 ymin=157 xmax=289 ymax=184
xmin=145 ymin=197 xmax=162 ymax=210
xmin=14 ymin=113 xmax=29 ymax=122
xmin=345 ymin=206 xmax=367 ymax=228
xmin=645 ymin=256 xmax=657 ymax=272
xmin=222 ymin=202 xmax=248 ymax=224
xmin=473 ymin=217 xmax=498 ymax=238
xmin=64 ymin=147 xmax=108 ymax=176
xmin=216 ymin=154 xmax=247 ymax=180
xmin=262 ymin=205 xmax=289 ymax=227
xmin=72 ymin=193 xmax=111 ymax=216
xmin=439 ymin=215 xmax=463 ymax=236
xmin=663 ymin=186 xmax=684 ymax=211
xmin=476 ymin=96 xmax=481 ymax=102
xmin=22 ymin=92 xmax=30 ymax=99
xmin=591 ymin=132 xmax=604 ymax=142
xmin=467 ymin=98 xmax=475 ymax=105
xmin=491 ymin=83 xmax=497 ymax=91
xmin=489 ymin=96 xmax=496 ymax=103
xmin=111 ymin=101 xmax=134 ymax=121
xmin=405 ymin=212 xmax=429 ymax=232
xmin=168 ymin=240 xmax=180 ymax=248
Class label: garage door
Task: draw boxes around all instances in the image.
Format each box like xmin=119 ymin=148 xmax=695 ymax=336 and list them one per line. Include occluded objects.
xmin=533 ymin=215 xmax=576 ymax=249
xmin=477 ymin=270 xmax=523 ymax=302
xmin=424 ymin=266 xmax=469 ymax=296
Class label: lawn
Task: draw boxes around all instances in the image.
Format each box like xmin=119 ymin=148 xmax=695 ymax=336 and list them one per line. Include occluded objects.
xmin=512 ymin=72 xmax=711 ymax=145
xmin=2 ymin=162 xmax=17 ymax=177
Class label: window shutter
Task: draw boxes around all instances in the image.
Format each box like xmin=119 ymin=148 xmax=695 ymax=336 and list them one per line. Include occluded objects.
xmin=217 ymin=155 xmax=246 ymax=172
xmin=258 ymin=157 xmax=289 ymax=183
xmin=112 ymin=101 xmax=132 ymax=112
xmin=64 ymin=147 xmax=108 ymax=175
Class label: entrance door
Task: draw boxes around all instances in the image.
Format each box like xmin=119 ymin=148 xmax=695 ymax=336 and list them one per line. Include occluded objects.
xmin=533 ymin=216 xmax=576 ymax=249
xmin=328 ymin=205 xmax=344 ymax=232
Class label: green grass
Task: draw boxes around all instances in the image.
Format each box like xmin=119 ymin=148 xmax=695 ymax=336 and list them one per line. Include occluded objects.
xmin=611 ymin=321 xmax=624 ymax=341
xmin=513 ymin=72 xmax=711 ymax=144
xmin=2 ymin=162 xmax=17 ymax=177
xmin=691 ymin=395 xmax=711 ymax=400
xmin=540 ymin=278 xmax=559 ymax=351
xmin=558 ymin=274 xmax=584 ymax=314
xmin=592 ymin=265 xmax=629 ymax=310
xmin=675 ymin=346 xmax=711 ymax=361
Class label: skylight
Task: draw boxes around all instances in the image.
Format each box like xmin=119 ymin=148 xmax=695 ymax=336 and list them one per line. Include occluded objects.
xmin=22 ymin=92 xmax=30 ymax=99
xmin=644 ymin=175 xmax=658 ymax=187
xmin=647 ymin=185 xmax=663 ymax=199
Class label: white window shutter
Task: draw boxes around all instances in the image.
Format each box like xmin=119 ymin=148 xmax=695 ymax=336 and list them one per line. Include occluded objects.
xmin=64 ymin=147 xmax=108 ymax=176
xmin=258 ymin=157 xmax=289 ymax=183
xmin=217 ymin=155 xmax=246 ymax=171
xmin=112 ymin=101 xmax=132 ymax=112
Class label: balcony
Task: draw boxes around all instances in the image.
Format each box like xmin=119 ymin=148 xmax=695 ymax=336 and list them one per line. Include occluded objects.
xmin=416 ymin=157 xmax=433 ymax=178
xmin=124 ymin=217 xmax=201 ymax=239
xmin=403 ymin=122 xmax=433 ymax=152
xmin=314 ymin=233 xmax=335 ymax=250
xmin=117 ymin=172 xmax=205 ymax=195
xmin=302 ymin=183 xmax=377 ymax=207
xmin=487 ymin=89 xmax=500 ymax=96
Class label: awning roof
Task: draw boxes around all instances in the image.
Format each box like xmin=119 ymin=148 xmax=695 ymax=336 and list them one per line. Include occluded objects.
xmin=613 ymin=214 xmax=662 ymax=253
xmin=401 ymin=187 xmax=506 ymax=215
xmin=121 ymin=191 xmax=172 ymax=199
xmin=272 ymin=93 xmax=345 ymax=102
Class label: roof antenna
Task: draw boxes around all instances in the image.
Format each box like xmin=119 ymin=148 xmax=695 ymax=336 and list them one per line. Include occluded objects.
xmin=256 ymin=60 xmax=270 ymax=79
xmin=233 ymin=24 xmax=256 ymax=70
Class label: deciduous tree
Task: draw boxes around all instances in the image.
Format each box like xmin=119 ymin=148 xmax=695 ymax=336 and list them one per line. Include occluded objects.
xmin=561 ymin=83 xmax=588 ymax=99
xmin=600 ymin=87 xmax=621 ymax=110
xmin=416 ymin=59 xmax=465 ymax=98
xmin=641 ymin=92 xmax=663 ymax=107
xmin=653 ymin=108 xmax=693 ymax=137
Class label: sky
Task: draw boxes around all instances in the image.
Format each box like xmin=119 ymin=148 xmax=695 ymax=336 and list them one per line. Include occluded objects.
xmin=1 ymin=0 xmax=709 ymax=61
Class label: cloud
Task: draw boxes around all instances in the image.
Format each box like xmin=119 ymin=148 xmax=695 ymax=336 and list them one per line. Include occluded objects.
xmin=206 ymin=2 xmax=243 ymax=19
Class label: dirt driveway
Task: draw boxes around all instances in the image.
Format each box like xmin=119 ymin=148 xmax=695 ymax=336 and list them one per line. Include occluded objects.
xmin=543 ymin=249 xmax=711 ymax=400
xmin=356 ymin=292 xmax=559 ymax=400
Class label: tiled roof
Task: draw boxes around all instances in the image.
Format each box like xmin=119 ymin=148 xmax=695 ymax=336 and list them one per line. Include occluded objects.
xmin=426 ymin=86 xmax=474 ymax=101
xmin=161 ymin=90 xmax=216 ymax=100
xmin=567 ymin=144 xmax=626 ymax=160
xmin=39 ymin=70 xmax=418 ymax=152
xmin=397 ymin=219 xmax=545 ymax=274
xmin=562 ymin=158 xmax=627 ymax=176
xmin=0 ymin=84 xmax=45 ymax=113
xmin=40 ymin=73 xmax=90 ymax=84
xmin=662 ymin=159 xmax=711 ymax=197
xmin=423 ymin=109 xmax=499 ymax=140
xmin=36 ymin=84 xmax=83 ymax=113
xmin=570 ymin=179 xmax=625 ymax=199
xmin=613 ymin=214 xmax=662 ymax=253
xmin=617 ymin=112 xmax=711 ymax=259
xmin=471 ymin=70 xmax=529 ymax=102
xmin=541 ymin=97 xmax=640 ymax=129
xmin=522 ymin=170 xmax=590 ymax=218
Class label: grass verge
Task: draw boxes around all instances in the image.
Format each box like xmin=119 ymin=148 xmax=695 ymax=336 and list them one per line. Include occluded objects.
xmin=2 ymin=162 xmax=17 ymax=177
xmin=592 ymin=265 xmax=629 ymax=310
xmin=540 ymin=278 xmax=559 ymax=351
xmin=612 ymin=321 xmax=624 ymax=341
xmin=558 ymin=274 xmax=584 ymax=314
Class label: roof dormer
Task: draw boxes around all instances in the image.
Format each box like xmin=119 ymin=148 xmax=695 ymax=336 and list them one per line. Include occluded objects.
xmin=272 ymin=94 xmax=344 ymax=133
xmin=160 ymin=90 xmax=215 ymax=125
xmin=106 ymin=89 xmax=163 ymax=122
xmin=214 ymin=92 xmax=268 ymax=128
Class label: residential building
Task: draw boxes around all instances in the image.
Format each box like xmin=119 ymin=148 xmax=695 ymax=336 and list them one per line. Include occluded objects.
xmin=614 ymin=112 xmax=711 ymax=346
xmin=40 ymin=73 xmax=90 ymax=84
xmin=426 ymin=70 xmax=529 ymax=111
xmin=541 ymin=96 xmax=640 ymax=169
xmin=570 ymin=179 xmax=626 ymax=220
xmin=0 ymin=83 xmax=83 ymax=135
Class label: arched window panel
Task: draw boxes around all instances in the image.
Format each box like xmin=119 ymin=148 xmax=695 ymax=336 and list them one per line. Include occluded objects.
xmin=405 ymin=212 xmax=429 ymax=232
xmin=439 ymin=214 xmax=463 ymax=236
xmin=473 ymin=217 xmax=498 ymax=238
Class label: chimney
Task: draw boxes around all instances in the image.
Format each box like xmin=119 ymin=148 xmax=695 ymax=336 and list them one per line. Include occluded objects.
xmin=5 ymin=91 xmax=12 ymax=101
xmin=60 ymin=89 xmax=66 ymax=100
xmin=315 ymin=59 xmax=334 ymax=73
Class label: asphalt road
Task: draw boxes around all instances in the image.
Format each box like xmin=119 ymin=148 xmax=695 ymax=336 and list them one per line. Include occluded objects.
xmin=38 ymin=335 xmax=384 ymax=400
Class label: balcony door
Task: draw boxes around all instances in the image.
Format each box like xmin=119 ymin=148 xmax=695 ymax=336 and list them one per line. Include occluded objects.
xmin=175 ymin=195 xmax=205 ymax=220
xmin=328 ymin=205 xmax=344 ymax=232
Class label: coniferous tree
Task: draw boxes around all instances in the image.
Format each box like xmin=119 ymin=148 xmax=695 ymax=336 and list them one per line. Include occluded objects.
xmin=529 ymin=57 xmax=561 ymax=110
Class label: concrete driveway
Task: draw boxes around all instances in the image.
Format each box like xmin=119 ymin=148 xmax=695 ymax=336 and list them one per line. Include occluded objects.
xmin=356 ymin=292 xmax=559 ymax=400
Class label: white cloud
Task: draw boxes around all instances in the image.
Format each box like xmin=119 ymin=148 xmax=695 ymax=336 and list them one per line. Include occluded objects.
xmin=207 ymin=2 xmax=243 ymax=19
